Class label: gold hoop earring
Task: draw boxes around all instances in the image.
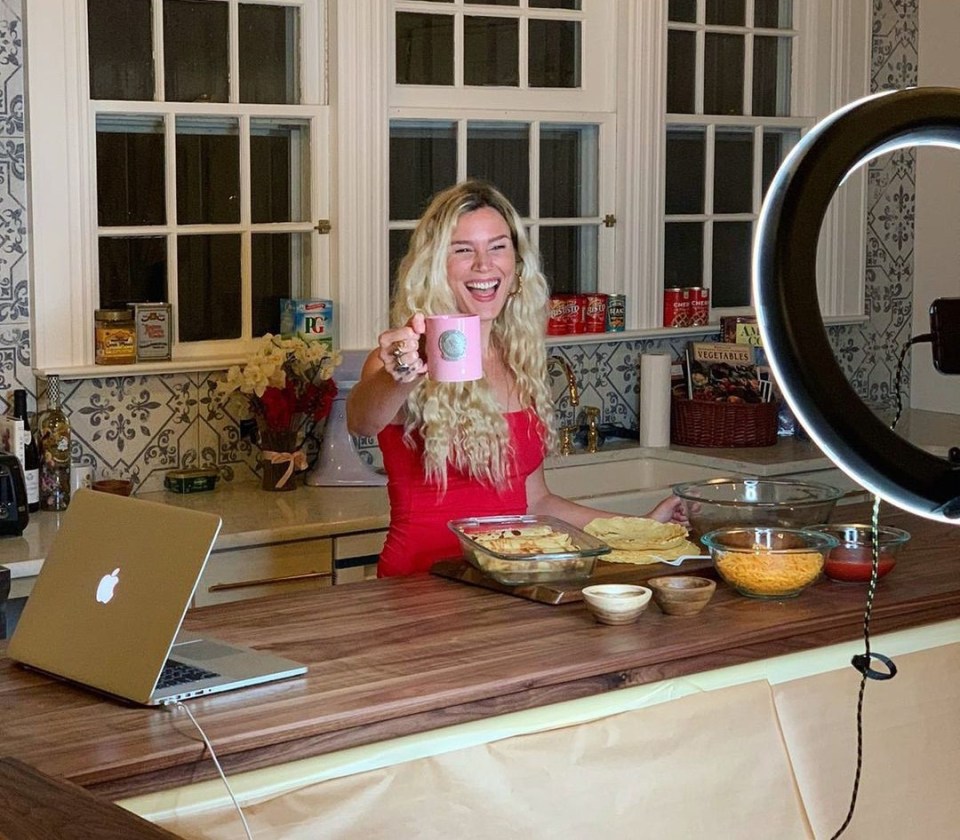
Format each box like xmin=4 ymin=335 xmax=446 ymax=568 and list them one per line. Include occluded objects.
xmin=508 ymin=271 xmax=523 ymax=298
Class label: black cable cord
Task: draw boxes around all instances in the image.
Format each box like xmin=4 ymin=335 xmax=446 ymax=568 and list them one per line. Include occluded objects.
xmin=828 ymin=333 xmax=930 ymax=839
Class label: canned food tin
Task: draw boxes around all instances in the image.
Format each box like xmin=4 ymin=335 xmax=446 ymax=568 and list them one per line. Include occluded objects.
xmin=164 ymin=468 xmax=219 ymax=494
xmin=583 ymin=293 xmax=608 ymax=333
xmin=547 ymin=294 xmax=585 ymax=335
xmin=95 ymin=308 xmax=136 ymax=365
xmin=690 ymin=287 xmax=710 ymax=326
xmin=663 ymin=287 xmax=693 ymax=328
xmin=606 ymin=294 xmax=626 ymax=332
xmin=132 ymin=302 xmax=172 ymax=361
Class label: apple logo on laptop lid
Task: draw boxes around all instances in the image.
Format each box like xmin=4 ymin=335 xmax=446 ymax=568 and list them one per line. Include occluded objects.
xmin=96 ymin=568 xmax=120 ymax=604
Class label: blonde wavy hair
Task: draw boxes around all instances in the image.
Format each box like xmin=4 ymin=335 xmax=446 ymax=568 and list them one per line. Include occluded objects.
xmin=391 ymin=180 xmax=556 ymax=488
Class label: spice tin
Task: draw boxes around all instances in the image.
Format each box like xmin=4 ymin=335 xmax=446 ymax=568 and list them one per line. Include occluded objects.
xmin=132 ymin=302 xmax=172 ymax=361
xmin=583 ymin=293 xmax=608 ymax=333
xmin=663 ymin=287 xmax=693 ymax=327
xmin=547 ymin=294 xmax=585 ymax=335
xmin=164 ymin=468 xmax=219 ymax=494
xmin=606 ymin=294 xmax=626 ymax=332
xmin=281 ymin=298 xmax=335 ymax=344
xmin=690 ymin=287 xmax=710 ymax=326
xmin=95 ymin=308 xmax=136 ymax=365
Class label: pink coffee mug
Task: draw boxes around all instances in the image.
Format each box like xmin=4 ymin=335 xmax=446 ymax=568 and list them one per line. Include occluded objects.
xmin=424 ymin=314 xmax=483 ymax=382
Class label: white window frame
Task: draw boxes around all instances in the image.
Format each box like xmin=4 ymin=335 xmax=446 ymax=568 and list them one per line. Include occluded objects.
xmin=25 ymin=0 xmax=329 ymax=373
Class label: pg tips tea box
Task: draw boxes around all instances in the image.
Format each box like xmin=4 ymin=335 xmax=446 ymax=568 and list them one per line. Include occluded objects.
xmin=281 ymin=299 xmax=335 ymax=345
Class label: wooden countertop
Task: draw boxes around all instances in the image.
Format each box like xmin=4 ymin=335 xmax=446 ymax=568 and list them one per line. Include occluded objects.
xmin=1 ymin=502 xmax=958 ymax=803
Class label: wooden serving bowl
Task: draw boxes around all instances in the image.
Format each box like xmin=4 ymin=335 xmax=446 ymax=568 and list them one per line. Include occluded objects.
xmin=581 ymin=584 xmax=652 ymax=625
xmin=647 ymin=575 xmax=716 ymax=616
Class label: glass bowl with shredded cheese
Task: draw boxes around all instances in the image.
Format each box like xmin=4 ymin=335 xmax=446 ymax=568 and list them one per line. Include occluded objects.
xmin=700 ymin=527 xmax=839 ymax=599
xmin=448 ymin=515 xmax=611 ymax=585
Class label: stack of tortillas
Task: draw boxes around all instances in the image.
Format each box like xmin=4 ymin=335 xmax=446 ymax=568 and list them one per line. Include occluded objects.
xmin=584 ymin=516 xmax=699 ymax=565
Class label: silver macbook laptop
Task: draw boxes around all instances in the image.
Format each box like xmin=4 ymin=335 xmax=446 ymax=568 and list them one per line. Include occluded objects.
xmin=7 ymin=488 xmax=306 ymax=705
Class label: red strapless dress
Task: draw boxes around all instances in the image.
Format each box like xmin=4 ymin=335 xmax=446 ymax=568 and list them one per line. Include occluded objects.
xmin=376 ymin=409 xmax=546 ymax=576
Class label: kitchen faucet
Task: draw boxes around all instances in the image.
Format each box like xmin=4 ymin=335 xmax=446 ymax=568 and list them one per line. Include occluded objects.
xmin=548 ymin=356 xmax=580 ymax=455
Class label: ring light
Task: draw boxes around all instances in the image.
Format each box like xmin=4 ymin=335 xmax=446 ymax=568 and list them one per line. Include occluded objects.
xmin=754 ymin=87 xmax=960 ymax=523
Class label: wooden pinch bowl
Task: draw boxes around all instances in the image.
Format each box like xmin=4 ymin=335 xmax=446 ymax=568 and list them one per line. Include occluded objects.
xmin=647 ymin=575 xmax=716 ymax=616
xmin=581 ymin=584 xmax=652 ymax=625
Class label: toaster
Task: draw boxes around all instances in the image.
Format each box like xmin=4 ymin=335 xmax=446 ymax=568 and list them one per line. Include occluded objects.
xmin=0 ymin=453 xmax=28 ymax=536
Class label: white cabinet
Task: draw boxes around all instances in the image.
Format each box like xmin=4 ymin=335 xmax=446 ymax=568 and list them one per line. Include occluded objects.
xmin=333 ymin=532 xmax=386 ymax=584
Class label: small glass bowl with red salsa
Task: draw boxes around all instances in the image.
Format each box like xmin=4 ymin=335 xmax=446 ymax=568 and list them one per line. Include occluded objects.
xmin=807 ymin=524 xmax=911 ymax=583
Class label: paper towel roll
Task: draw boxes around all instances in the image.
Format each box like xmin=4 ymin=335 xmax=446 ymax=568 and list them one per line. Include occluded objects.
xmin=639 ymin=352 xmax=672 ymax=447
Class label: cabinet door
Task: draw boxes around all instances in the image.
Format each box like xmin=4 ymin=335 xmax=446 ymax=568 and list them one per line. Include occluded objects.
xmin=195 ymin=539 xmax=333 ymax=606
xmin=333 ymin=532 xmax=386 ymax=584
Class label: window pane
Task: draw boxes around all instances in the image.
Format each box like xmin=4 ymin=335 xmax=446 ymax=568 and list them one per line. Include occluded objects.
xmin=668 ymin=0 xmax=696 ymax=22
xmin=755 ymin=0 xmax=792 ymax=28
xmin=704 ymin=34 xmax=744 ymax=115
xmin=540 ymin=123 xmax=598 ymax=217
xmin=164 ymin=0 xmax=229 ymax=103
xmin=530 ymin=0 xmax=581 ymax=8
xmin=96 ymin=115 xmax=165 ymax=226
xmin=667 ymin=30 xmax=696 ymax=114
xmin=177 ymin=235 xmax=241 ymax=341
xmin=98 ymin=236 xmax=167 ymax=308
xmin=714 ymin=129 xmax=753 ymax=213
xmin=464 ymin=17 xmax=519 ymax=86
xmin=466 ymin=0 xmax=518 ymax=4
xmin=711 ymin=221 xmax=753 ymax=307
xmin=467 ymin=122 xmax=529 ymax=216
xmin=396 ymin=13 xmax=454 ymax=85
xmin=252 ymin=233 xmax=311 ymax=337
xmin=251 ymin=119 xmax=310 ymax=224
xmin=239 ymin=3 xmax=300 ymax=105
xmin=706 ymin=0 xmax=745 ymax=26
xmin=529 ymin=19 xmax=581 ymax=88
xmin=663 ymin=222 xmax=703 ymax=288
xmin=540 ymin=225 xmax=597 ymax=294
xmin=88 ymin=0 xmax=154 ymax=100
xmin=175 ymin=118 xmax=240 ymax=225
xmin=389 ymin=229 xmax=412 ymax=299
xmin=753 ymin=36 xmax=791 ymax=116
xmin=665 ymin=127 xmax=705 ymax=215
xmin=389 ymin=121 xmax=457 ymax=220
xmin=762 ymin=127 xmax=799 ymax=196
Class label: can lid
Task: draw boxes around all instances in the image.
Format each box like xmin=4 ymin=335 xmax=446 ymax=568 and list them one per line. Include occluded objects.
xmin=96 ymin=308 xmax=133 ymax=320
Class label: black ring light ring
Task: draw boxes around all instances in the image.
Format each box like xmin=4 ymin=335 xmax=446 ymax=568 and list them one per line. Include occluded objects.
xmin=754 ymin=87 xmax=960 ymax=523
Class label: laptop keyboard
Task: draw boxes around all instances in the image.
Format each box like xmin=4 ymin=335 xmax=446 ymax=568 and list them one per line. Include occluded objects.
xmin=157 ymin=659 xmax=220 ymax=690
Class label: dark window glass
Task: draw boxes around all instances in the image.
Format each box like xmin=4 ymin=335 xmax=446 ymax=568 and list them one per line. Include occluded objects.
xmin=714 ymin=130 xmax=753 ymax=214
xmin=251 ymin=120 xmax=310 ymax=224
xmin=98 ymin=237 xmax=167 ymax=308
xmin=754 ymin=0 xmax=792 ymax=28
xmin=239 ymin=3 xmax=300 ymax=104
xmin=704 ymin=34 xmax=744 ymax=115
xmin=762 ymin=128 xmax=798 ymax=196
xmin=711 ymin=221 xmax=753 ymax=306
xmin=396 ymin=13 xmax=454 ymax=85
xmin=87 ymin=0 xmax=154 ymax=100
xmin=667 ymin=30 xmax=696 ymax=114
xmin=530 ymin=0 xmax=581 ymax=8
xmin=540 ymin=225 xmax=597 ymax=294
xmin=175 ymin=119 xmax=240 ymax=225
xmin=668 ymin=0 xmax=697 ymax=22
xmin=540 ymin=124 xmax=598 ymax=217
xmin=529 ymin=19 xmax=580 ymax=88
xmin=466 ymin=0 xmax=518 ymax=4
xmin=464 ymin=16 xmax=519 ymax=86
xmin=252 ymin=233 xmax=310 ymax=336
xmin=177 ymin=235 xmax=242 ymax=341
xmin=665 ymin=128 xmax=705 ymax=215
xmin=663 ymin=222 xmax=703 ymax=288
xmin=706 ymin=0 xmax=745 ymax=26
xmin=96 ymin=115 xmax=165 ymax=226
xmin=389 ymin=229 xmax=413 ymax=300
xmin=468 ymin=122 xmax=530 ymax=216
xmin=164 ymin=0 xmax=229 ymax=103
xmin=389 ymin=122 xmax=457 ymax=220
xmin=753 ymin=36 xmax=791 ymax=116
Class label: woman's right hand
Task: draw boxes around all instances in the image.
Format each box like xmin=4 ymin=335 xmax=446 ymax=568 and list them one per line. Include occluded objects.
xmin=378 ymin=313 xmax=427 ymax=383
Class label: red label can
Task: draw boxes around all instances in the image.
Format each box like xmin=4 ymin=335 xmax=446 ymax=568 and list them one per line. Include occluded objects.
xmin=690 ymin=287 xmax=710 ymax=326
xmin=606 ymin=294 xmax=625 ymax=331
xmin=663 ymin=287 xmax=693 ymax=327
xmin=583 ymin=293 xmax=608 ymax=333
xmin=547 ymin=294 xmax=578 ymax=335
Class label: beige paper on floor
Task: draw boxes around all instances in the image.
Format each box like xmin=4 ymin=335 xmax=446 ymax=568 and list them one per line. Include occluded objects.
xmin=158 ymin=680 xmax=813 ymax=840
xmin=773 ymin=641 xmax=960 ymax=840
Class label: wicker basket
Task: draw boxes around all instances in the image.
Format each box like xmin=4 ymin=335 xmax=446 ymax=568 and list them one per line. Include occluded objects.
xmin=670 ymin=396 xmax=779 ymax=448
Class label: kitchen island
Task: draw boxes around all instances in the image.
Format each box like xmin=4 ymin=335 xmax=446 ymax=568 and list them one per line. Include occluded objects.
xmin=1 ymin=502 xmax=958 ymax=821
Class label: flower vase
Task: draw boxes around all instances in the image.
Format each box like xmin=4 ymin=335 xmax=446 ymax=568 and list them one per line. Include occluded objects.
xmin=258 ymin=428 xmax=305 ymax=491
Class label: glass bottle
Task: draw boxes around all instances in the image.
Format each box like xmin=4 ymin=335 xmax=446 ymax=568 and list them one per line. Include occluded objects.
xmin=38 ymin=375 xmax=71 ymax=511
xmin=12 ymin=388 xmax=41 ymax=513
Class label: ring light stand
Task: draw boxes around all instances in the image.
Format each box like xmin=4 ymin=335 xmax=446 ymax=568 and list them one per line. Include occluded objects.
xmin=754 ymin=86 xmax=960 ymax=522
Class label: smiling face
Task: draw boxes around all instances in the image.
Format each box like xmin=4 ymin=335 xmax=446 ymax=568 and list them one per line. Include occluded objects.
xmin=445 ymin=206 xmax=517 ymax=324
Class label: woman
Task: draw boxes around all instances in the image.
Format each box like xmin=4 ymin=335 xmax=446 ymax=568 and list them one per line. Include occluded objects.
xmin=347 ymin=180 xmax=684 ymax=576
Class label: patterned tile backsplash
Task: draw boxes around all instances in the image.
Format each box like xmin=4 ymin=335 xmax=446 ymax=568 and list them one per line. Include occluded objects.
xmin=0 ymin=0 xmax=921 ymax=493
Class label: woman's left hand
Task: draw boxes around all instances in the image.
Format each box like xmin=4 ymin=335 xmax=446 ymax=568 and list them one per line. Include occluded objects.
xmin=646 ymin=495 xmax=689 ymax=527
